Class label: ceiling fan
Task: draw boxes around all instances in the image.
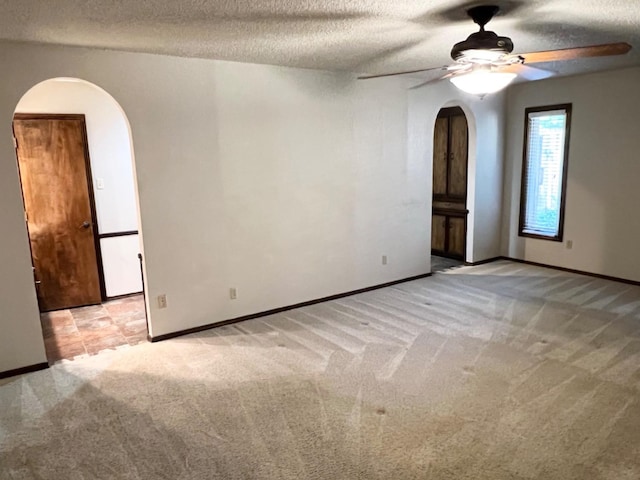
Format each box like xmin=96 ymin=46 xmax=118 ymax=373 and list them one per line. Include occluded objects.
xmin=359 ymin=5 xmax=632 ymax=95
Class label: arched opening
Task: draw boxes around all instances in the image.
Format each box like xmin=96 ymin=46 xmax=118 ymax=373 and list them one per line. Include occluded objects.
xmin=12 ymin=77 xmax=148 ymax=363
xmin=430 ymin=103 xmax=476 ymax=271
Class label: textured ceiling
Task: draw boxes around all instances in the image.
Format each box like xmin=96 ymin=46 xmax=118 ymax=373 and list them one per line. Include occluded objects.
xmin=1 ymin=0 xmax=639 ymax=79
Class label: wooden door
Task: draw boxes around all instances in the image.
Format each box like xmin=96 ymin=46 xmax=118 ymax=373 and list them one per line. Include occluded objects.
xmin=431 ymin=107 xmax=468 ymax=261
xmin=432 ymin=117 xmax=448 ymax=197
xmin=13 ymin=114 xmax=102 ymax=312
xmin=431 ymin=214 xmax=446 ymax=253
xmin=448 ymin=217 xmax=466 ymax=258
xmin=448 ymin=115 xmax=468 ymax=198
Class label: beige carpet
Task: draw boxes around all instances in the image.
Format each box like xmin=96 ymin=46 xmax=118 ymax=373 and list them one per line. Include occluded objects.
xmin=2 ymin=260 xmax=640 ymax=479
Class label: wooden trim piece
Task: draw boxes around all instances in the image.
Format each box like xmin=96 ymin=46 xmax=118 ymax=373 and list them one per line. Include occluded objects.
xmin=105 ymin=291 xmax=143 ymax=301
xmin=518 ymin=231 xmax=563 ymax=242
xmin=518 ymin=103 xmax=572 ymax=242
xmin=14 ymin=113 xmax=90 ymax=121
xmin=502 ymin=257 xmax=640 ymax=287
xmin=436 ymin=106 xmax=465 ymax=118
xmin=138 ymin=253 xmax=151 ymax=337
xmin=446 ymin=114 xmax=451 ymax=198
xmin=0 ymin=362 xmax=49 ymax=380
xmin=464 ymin=256 xmax=503 ymax=266
xmin=558 ymin=105 xmax=572 ymax=241
xmin=432 ymin=208 xmax=468 ymax=217
xmin=99 ymin=230 xmax=139 ymax=239
xmin=149 ymin=272 xmax=432 ymax=342
xmin=433 ymin=194 xmax=467 ymax=203
xmin=74 ymin=115 xmax=108 ymax=302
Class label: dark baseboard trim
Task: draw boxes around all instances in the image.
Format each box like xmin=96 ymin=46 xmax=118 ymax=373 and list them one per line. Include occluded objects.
xmin=464 ymin=256 xmax=503 ymax=266
xmin=149 ymin=272 xmax=432 ymax=343
xmin=503 ymin=257 xmax=640 ymax=287
xmin=147 ymin=258 xmax=640 ymax=344
xmin=0 ymin=362 xmax=49 ymax=380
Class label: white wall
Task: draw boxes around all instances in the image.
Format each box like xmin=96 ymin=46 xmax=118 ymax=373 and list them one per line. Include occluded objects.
xmin=408 ymin=80 xmax=506 ymax=263
xmin=15 ymin=79 xmax=142 ymax=297
xmin=502 ymin=67 xmax=640 ymax=283
xmin=0 ymin=40 xmax=508 ymax=373
xmin=0 ymin=42 xmax=417 ymax=372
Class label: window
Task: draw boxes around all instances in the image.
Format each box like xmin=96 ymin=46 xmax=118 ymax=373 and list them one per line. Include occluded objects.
xmin=519 ymin=104 xmax=572 ymax=241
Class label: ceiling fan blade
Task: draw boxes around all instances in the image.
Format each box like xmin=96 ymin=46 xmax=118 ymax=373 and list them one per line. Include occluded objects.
xmin=358 ymin=63 xmax=471 ymax=80
xmin=358 ymin=66 xmax=448 ymax=80
xmin=519 ymin=42 xmax=631 ymax=64
xmin=503 ymin=64 xmax=555 ymax=81
xmin=408 ymin=72 xmax=459 ymax=90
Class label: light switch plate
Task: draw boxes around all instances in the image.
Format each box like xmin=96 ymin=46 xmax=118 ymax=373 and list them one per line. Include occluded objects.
xmin=157 ymin=294 xmax=167 ymax=309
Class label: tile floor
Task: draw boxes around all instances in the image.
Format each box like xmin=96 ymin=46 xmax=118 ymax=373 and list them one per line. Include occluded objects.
xmin=40 ymin=294 xmax=148 ymax=364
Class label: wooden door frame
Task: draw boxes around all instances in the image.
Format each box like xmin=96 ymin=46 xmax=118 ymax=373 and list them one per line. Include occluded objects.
xmin=13 ymin=113 xmax=108 ymax=308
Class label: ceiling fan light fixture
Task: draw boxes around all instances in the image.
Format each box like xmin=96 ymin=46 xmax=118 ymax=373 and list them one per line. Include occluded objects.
xmin=450 ymin=69 xmax=516 ymax=95
xmin=458 ymin=49 xmax=506 ymax=63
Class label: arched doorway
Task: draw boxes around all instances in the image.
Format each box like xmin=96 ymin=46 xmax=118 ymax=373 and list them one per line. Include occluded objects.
xmin=12 ymin=77 xmax=147 ymax=363
xmin=431 ymin=106 xmax=469 ymax=266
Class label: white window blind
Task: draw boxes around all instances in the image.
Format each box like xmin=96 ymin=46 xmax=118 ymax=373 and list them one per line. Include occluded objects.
xmin=521 ymin=108 xmax=569 ymax=239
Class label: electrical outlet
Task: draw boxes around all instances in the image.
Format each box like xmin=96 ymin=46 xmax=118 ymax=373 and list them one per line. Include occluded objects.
xmin=382 ymin=255 xmax=388 ymax=265
xmin=566 ymin=240 xmax=573 ymax=250
xmin=230 ymin=288 xmax=237 ymax=300
xmin=157 ymin=294 xmax=167 ymax=309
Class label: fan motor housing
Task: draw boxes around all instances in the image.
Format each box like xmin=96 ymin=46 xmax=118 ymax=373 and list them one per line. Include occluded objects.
xmin=451 ymin=30 xmax=514 ymax=61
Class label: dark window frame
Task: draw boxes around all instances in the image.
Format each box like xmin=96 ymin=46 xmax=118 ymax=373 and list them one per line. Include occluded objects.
xmin=518 ymin=103 xmax=572 ymax=242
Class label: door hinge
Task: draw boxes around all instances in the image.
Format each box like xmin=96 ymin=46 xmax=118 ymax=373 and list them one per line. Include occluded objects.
xmin=24 ymin=210 xmax=28 ymax=223
xmin=12 ymin=136 xmax=17 ymax=149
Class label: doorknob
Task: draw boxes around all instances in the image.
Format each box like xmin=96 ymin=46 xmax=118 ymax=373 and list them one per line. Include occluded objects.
xmin=80 ymin=221 xmax=91 ymax=229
